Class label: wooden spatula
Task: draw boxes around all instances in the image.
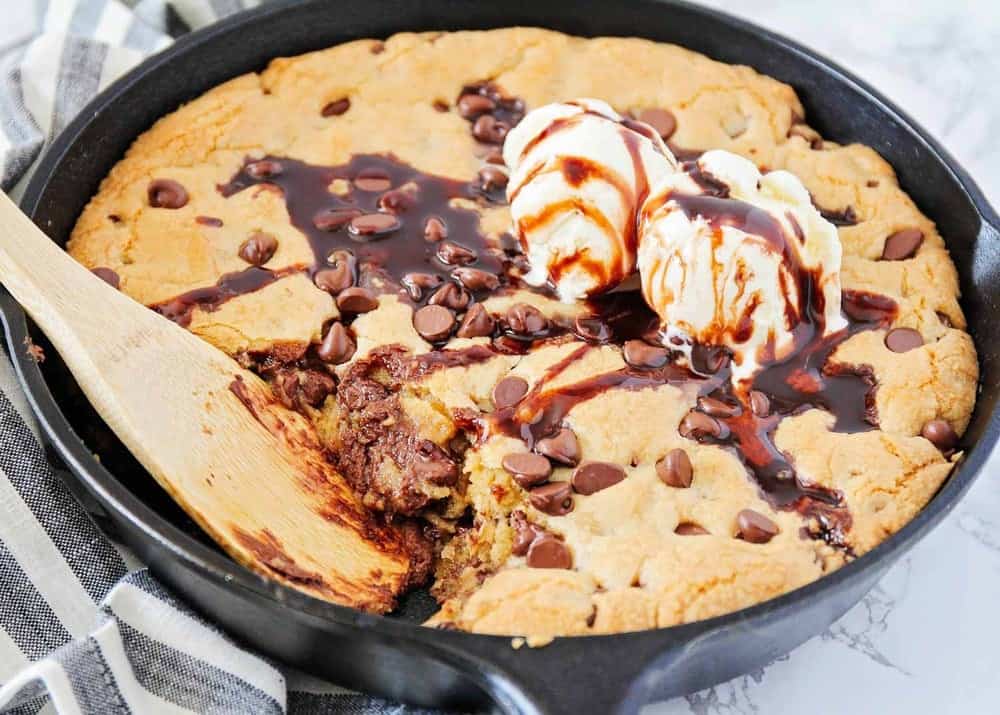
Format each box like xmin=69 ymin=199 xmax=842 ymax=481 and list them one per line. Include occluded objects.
xmin=0 ymin=191 xmax=419 ymax=612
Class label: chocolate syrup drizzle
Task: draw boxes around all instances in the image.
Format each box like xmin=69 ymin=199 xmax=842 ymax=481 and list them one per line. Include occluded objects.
xmin=220 ymin=154 xmax=504 ymax=288
xmin=512 ymin=105 xmax=669 ymax=293
xmin=145 ymin=114 xmax=898 ymax=549
xmin=152 ymin=267 xmax=290 ymax=326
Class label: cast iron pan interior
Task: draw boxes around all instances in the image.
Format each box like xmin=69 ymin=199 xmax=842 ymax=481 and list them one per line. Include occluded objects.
xmin=7 ymin=1 xmax=1000 ymax=713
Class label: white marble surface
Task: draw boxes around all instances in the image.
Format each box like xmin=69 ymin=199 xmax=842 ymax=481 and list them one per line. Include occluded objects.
xmin=645 ymin=2 xmax=1000 ymax=713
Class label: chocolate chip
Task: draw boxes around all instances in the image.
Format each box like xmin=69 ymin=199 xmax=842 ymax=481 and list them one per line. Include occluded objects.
xmin=679 ymin=410 xmax=727 ymax=441
xmin=91 ymin=267 xmax=120 ymax=289
xmin=452 ymin=267 xmax=499 ymax=291
xmin=506 ymin=303 xmax=548 ymax=337
xmin=484 ymin=148 xmax=505 ymax=165
xmin=313 ymin=207 xmax=361 ymax=231
xmin=698 ymin=395 xmax=741 ymax=418
xmin=818 ymin=205 xmax=858 ymax=227
xmin=529 ymin=482 xmax=574 ymax=515
xmin=317 ymin=322 xmax=356 ymax=364
xmin=635 ymin=108 xmax=677 ymax=140
xmin=510 ymin=512 xmax=540 ymax=556
xmin=884 ymin=327 xmax=923 ymax=353
xmin=401 ymin=272 xmax=442 ymax=301
xmin=574 ymin=316 xmax=612 ymax=343
xmin=937 ymin=311 xmax=954 ymax=328
xmin=841 ymin=290 xmax=897 ymax=323
xmin=881 ymin=228 xmax=924 ymax=261
xmin=623 ymin=339 xmax=669 ymax=369
xmin=147 ymin=179 xmax=188 ymax=209
xmin=571 ymin=462 xmax=626 ymax=495
xmin=353 ymin=169 xmax=392 ymax=192
xmin=336 ymin=287 xmax=379 ymax=314
xmin=273 ymin=370 xmax=299 ymax=408
xmin=245 ymin=160 xmax=283 ymax=179
xmin=535 ymin=428 xmax=580 ymax=466
xmin=674 ymin=522 xmax=709 ymax=536
xmin=457 ymin=303 xmax=495 ymax=338
xmin=921 ymin=419 xmax=958 ymax=451
xmin=321 ymin=97 xmax=350 ymax=117
xmin=423 ymin=216 xmax=448 ymax=242
xmin=472 ymin=115 xmax=510 ymax=144
xmin=656 ymin=449 xmax=693 ymax=488
xmin=349 ymin=212 xmax=400 ymax=237
xmin=428 ymin=282 xmax=470 ymax=311
xmin=458 ymin=93 xmax=496 ymax=118
xmin=413 ymin=304 xmax=455 ymax=342
xmin=196 ymin=215 xmax=223 ymax=227
xmin=477 ymin=166 xmax=508 ymax=192
xmin=502 ymin=452 xmax=552 ymax=488
xmin=298 ymin=370 xmax=336 ymax=406
xmin=736 ymin=509 xmax=779 ymax=544
xmin=437 ymin=241 xmax=477 ymax=266
xmin=492 ymin=376 xmax=529 ymax=409
xmin=526 ymin=534 xmax=572 ymax=569
xmin=692 ymin=344 xmax=731 ymax=374
xmin=314 ymin=262 xmax=354 ymax=295
xmin=238 ymin=232 xmax=278 ymax=266
xmin=512 ymin=528 xmax=536 ymax=556
xmin=378 ymin=189 xmax=414 ymax=214
xmin=749 ymin=390 xmax=770 ymax=417
xmin=432 ymin=99 xmax=450 ymax=113
xmin=412 ymin=447 xmax=458 ymax=486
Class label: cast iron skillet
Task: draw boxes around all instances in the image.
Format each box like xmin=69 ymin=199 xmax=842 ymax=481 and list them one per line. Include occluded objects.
xmin=7 ymin=1 xmax=1000 ymax=713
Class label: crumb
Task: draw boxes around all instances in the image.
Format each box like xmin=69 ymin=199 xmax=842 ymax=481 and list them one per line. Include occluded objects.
xmin=23 ymin=337 xmax=45 ymax=363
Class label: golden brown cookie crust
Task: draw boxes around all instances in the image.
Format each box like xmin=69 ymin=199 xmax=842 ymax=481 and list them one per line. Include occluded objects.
xmin=68 ymin=28 xmax=978 ymax=637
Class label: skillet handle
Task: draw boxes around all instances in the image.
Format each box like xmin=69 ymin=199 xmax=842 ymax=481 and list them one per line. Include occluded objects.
xmin=421 ymin=629 xmax=690 ymax=715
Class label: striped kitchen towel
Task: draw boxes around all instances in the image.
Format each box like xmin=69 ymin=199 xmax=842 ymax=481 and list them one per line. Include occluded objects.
xmin=0 ymin=1 xmax=443 ymax=712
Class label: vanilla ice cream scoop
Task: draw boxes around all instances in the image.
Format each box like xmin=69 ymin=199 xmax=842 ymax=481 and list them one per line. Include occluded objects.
xmin=637 ymin=150 xmax=847 ymax=383
xmin=503 ymin=99 xmax=677 ymax=302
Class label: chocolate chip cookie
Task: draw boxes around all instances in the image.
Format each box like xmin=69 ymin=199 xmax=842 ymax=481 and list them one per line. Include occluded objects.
xmin=68 ymin=28 xmax=978 ymax=638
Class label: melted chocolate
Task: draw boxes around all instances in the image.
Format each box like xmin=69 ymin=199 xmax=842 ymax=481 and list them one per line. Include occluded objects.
xmin=151 ymin=267 xmax=291 ymax=326
xmin=493 ymin=359 xmax=710 ymax=448
xmin=682 ymin=159 xmax=730 ymax=197
xmin=220 ymin=154 xmax=504 ymax=290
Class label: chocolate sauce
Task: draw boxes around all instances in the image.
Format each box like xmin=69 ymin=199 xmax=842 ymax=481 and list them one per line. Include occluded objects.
xmin=220 ymin=154 xmax=504 ymax=293
xmin=493 ymin=360 xmax=710 ymax=448
xmin=583 ymin=290 xmax=661 ymax=343
xmin=682 ymin=160 xmax=730 ymax=197
xmin=458 ymin=82 xmax=526 ymax=135
xmin=151 ymin=267 xmax=291 ymax=327
xmin=669 ymin=194 xmax=792 ymax=259
xmin=405 ymin=344 xmax=498 ymax=379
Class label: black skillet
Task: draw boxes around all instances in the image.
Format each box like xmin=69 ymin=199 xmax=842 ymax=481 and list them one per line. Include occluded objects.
xmin=7 ymin=1 xmax=1000 ymax=713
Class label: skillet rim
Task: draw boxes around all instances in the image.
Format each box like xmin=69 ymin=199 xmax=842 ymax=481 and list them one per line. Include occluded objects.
xmin=8 ymin=0 xmax=1000 ymax=651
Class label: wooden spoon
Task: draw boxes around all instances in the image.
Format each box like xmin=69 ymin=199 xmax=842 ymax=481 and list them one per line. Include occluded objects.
xmin=0 ymin=191 xmax=420 ymax=612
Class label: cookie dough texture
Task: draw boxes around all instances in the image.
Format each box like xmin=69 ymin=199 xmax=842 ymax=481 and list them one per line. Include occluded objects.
xmin=68 ymin=28 xmax=978 ymax=637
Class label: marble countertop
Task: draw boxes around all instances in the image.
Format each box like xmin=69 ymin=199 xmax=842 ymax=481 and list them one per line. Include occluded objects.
xmin=649 ymin=2 xmax=1000 ymax=713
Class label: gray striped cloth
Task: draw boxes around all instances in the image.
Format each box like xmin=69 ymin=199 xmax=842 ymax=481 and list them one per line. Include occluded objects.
xmin=0 ymin=1 xmax=441 ymax=713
